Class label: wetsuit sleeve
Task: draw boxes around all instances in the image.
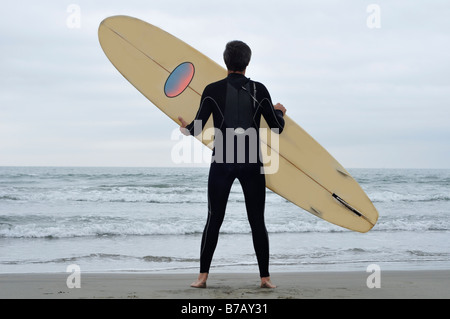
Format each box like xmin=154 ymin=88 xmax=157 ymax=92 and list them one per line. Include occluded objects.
xmin=185 ymin=86 xmax=213 ymax=136
xmin=258 ymin=84 xmax=285 ymax=134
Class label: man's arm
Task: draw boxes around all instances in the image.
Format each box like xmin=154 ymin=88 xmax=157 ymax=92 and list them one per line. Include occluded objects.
xmin=258 ymin=83 xmax=286 ymax=134
xmin=179 ymin=87 xmax=213 ymax=136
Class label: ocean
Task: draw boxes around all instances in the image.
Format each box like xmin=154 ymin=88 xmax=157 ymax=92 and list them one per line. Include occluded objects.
xmin=1 ymin=166 xmax=449 ymax=274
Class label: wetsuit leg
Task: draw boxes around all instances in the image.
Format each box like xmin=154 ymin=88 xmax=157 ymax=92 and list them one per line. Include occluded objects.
xmin=200 ymin=163 xmax=236 ymax=274
xmin=237 ymin=164 xmax=270 ymax=278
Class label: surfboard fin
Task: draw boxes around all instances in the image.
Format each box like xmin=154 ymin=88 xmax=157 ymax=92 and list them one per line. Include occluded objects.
xmin=332 ymin=193 xmax=362 ymax=216
xmin=336 ymin=167 xmax=351 ymax=177
xmin=310 ymin=206 xmax=323 ymax=216
xmin=332 ymin=193 xmax=375 ymax=227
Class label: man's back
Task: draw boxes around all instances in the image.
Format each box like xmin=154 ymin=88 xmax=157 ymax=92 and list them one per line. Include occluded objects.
xmin=186 ymin=73 xmax=285 ymax=164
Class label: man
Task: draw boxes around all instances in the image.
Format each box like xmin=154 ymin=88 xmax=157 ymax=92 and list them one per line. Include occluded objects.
xmin=178 ymin=40 xmax=286 ymax=289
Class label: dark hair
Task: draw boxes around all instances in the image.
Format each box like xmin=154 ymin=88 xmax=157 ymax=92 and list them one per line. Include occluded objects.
xmin=223 ymin=40 xmax=252 ymax=72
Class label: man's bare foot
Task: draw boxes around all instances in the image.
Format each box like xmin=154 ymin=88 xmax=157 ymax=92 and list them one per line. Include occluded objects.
xmin=190 ymin=273 xmax=208 ymax=288
xmin=260 ymin=276 xmax=276 ymax=288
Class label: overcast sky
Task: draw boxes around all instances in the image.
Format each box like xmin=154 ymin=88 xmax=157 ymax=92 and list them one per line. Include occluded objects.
xmin=1 ymin=0 xmax=449 ymax=168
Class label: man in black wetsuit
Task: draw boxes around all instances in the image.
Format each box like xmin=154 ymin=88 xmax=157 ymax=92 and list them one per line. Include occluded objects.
xmin=178 ymin=40 xmax=286 ymax=289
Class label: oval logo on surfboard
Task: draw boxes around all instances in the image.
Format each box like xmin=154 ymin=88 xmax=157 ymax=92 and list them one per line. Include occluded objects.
xmin=164 ymin=62 xmax=195 ymax=98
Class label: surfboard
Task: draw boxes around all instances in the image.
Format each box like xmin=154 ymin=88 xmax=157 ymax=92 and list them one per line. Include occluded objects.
xmin=98 ymin=15 xmax=379 ymax=233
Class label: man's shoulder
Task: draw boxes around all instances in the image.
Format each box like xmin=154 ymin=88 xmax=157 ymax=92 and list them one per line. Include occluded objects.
xmin=203 ymin=77 xmax=269 ymax=96
xmin=251 ymin=80 xmax=270 ymax=96
xmin=204 ymin=78 xmax=227 ymax=91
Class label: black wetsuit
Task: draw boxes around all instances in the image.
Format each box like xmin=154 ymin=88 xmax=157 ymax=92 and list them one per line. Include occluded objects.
xmin=186 ymin=73 xmax=285 ymax=277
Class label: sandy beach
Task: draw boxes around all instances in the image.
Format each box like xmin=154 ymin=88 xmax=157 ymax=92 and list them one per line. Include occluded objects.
xmin=0 ymin=270 xmax=449 ymax=299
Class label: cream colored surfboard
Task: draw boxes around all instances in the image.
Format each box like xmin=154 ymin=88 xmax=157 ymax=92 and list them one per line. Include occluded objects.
xmin=98 ymin=16 xmax=379 ymax=232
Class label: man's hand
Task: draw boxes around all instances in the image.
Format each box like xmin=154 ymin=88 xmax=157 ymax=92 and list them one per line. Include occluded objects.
xmin=274 ymin=103 xmax=286 ymax=116
xmin=178 ymin=116 xmax=190 ymax=136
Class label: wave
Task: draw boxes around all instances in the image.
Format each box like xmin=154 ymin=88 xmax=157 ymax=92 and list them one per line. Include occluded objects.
xmin=0 ymin=187 xmax=285 ymax=205
xmin=2 ymin=167 xmax=449 ymax=207
xmin=407 ymin=250 xmax=450 ymax=257
xmin=0 ymin=195 xmax=21 ymax=201
xmin=2 ymin=184 xmax=447 ymax=205
xmin=0 ymin=253 xmax=199 ymax=266
xmin=0 ymin=188 xmax=208 ymax=204
xmin=1 ymin=214 xmax=449 ymax=238
xmin=369 ymin=191 xmax=450 ymax=203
